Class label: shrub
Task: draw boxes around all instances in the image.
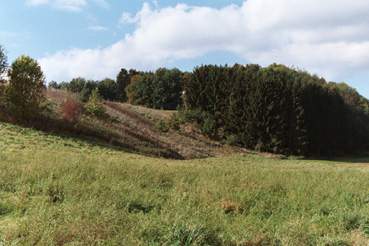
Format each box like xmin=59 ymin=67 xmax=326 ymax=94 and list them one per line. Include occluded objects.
xmin=200 ymin=111 xmax=218 ymax=138
xmin=109 ymin=115 xmax=118 ymax=123
xmin=176 ymin=109 xmax=219 ymax=138
xmin=84 ymin=89 xmax=106 ymax=118
xmin=61 ymin=101 xmax=81 ymax=122
xmin=167 ymin=112 xmax=182 ymax=131
xmin=221 ymin=134 xmax=240 ymax=146
xmin=79 ymin=87 xmax=91 ymax=102
xmin=155 ymin=119 xmax=170 ymax=132
xmin=155 ymin=112 xmax=185 ymax=133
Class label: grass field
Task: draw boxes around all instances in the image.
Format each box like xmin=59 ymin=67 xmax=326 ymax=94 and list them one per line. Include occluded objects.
xmin=1 ymin=122 xmax=369 ymax=245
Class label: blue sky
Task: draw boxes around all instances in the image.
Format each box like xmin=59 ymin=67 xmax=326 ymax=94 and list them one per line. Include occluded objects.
xmin=1 ymin=0 xmax=369 ymax=98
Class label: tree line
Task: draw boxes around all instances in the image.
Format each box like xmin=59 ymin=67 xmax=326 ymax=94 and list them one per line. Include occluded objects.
xmin=2 ymin=43 xmax=369 ymax=157
xmin=51 ymin=62 xmax=369 ymax=156
xmin=185 ymin=64 xmax=369 ymax=156
xmin=49 ymin=67 xmax=186 ymax=110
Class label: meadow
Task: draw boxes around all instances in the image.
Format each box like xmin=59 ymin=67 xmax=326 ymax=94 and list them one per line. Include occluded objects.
xmin=1 ymin=122 xmax=369 ymax=245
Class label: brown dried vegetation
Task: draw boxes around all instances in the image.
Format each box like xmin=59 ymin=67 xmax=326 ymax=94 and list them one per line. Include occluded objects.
xmin=220 ymin=198 xmax=244 ymax=214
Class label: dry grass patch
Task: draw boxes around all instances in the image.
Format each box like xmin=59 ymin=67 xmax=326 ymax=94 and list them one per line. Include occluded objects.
xmin=219 ymin=198 xmax=244 ymax=214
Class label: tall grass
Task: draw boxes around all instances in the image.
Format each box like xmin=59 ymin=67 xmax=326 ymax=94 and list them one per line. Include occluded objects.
xmin=1 ymin=123 xmax=369 ymax=245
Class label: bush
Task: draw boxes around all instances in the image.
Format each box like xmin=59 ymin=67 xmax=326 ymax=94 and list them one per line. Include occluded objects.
xmin=109 ymin=115 xmax=118 ymax=123
xmin=167 ymin=112 xmax=182 ymax=131
xmin=155 ymin=119 xmax=170 ymax=132
xmin=84 ymin=89 xmax=106 ymax=118
xmin=61 ymin=101 xmax=81 ymax=122
xmin=221 ymin=134 xmax=240 ymax=146
xmin=200 ymin=111 xmax=218 ymax=138
xmin=176 ymin=109 xmax=219 ymax=138
xmin=79 ymin=87 xmax=91 ymax=102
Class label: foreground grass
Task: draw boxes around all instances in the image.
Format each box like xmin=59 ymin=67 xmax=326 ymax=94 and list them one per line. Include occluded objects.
xmin=1 ymin=123 xmax=369 ymax=245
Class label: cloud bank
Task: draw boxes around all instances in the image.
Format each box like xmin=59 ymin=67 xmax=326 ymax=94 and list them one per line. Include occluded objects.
xmin=39 ymin=0 xmax=369 ymax=82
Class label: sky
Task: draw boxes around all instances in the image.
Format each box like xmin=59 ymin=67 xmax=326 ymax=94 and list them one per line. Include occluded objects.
xmin=1 ymin=0 xmax=369 ymax=98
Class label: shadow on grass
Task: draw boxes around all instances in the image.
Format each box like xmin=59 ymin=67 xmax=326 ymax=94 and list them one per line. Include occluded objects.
xmin=332 ymin=156 xmax=369 ymax=164
xmin=295 ymin=155 xmax=369 ymax=164
xmin=0 ymin=105 xmax=183 ymax=159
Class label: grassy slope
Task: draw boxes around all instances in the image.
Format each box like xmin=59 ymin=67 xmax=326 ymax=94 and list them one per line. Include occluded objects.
xmin=46 ymin=89 xmax=245 ymax=160
xmin=1 ymin=122 xmax=369 ymax=245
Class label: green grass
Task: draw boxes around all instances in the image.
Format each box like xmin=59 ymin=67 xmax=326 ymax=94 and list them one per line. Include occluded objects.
xmin=0 ymin=122 xmax=122 ymax=154
xmin=1 ymin=122 xmax=369 ymax=245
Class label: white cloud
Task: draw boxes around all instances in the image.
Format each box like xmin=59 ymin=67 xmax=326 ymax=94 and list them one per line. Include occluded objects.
xmin=39 ymin=0 xmax=369 ymax=83
xmin=92 ymin=0 xmax=109 ymax=9
xmin=119 ymin=2 xmax=153 ymax=25
xmin=52 ymin=0 xmax=87 ymax=12
xmin=119 ymin=12 xmax=134 ymax=25
xmin=88 ymin=25 xmax=108 ymax=31
xmin=26 ymin=0 xmax=49 ymax=6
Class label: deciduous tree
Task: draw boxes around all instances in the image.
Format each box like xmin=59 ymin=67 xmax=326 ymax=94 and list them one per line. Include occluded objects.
xmin=5 ymin=55 xmax=46 ymax=117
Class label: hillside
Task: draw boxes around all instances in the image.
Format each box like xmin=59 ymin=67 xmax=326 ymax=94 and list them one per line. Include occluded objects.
xmin=1 ymin=122 xmax=369 ymax=245
xmin=1 ymin=86 xmax=245 ymax=161
xmin=40 ymin=89 xmax=246 ymax=160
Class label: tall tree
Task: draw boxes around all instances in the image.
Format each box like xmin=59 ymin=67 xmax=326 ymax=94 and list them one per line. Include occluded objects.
xmin=116 ymin=68 xmax=142 ymax=102
xmin=48 ymin=81 xmax=60 ymax=89
xmin=116 ymin=68 xmax=130 ymax=102
xmin=5 ymin=55 xmax=46 ymax=117
xmin=0 ymin=45 xmax=8 ymax=99
xmin=98 ymin=78 xmax=118 ymax=101
xmin=152 ymin=68 xmax=182 ymax=109
xmin=68 ymin=77 xmax=86 ymax=93
xmin=125 ymin=68 xmax=183 ymax=109
xmin=0 ymin=45 xmax=7 ymax=75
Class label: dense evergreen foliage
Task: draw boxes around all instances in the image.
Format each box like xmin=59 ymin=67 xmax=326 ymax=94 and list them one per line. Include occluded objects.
xmin=185 ymin=64 xmax=369 ymax=156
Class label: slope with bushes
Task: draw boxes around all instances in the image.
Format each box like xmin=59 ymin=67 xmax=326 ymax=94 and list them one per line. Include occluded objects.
xmin=46 ymin=88 xmax=246 ymax=159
